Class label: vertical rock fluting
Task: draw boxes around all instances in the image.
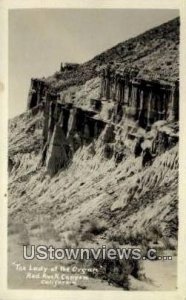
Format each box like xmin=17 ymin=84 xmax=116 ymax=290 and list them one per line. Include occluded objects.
xmin=100 ymin=65 xmax=114 ymax=100
xmin=99 ymin=66 xmax=179 ymax=128
xmin=35 ymin=86 xmax=107 ymax=175
xmin=44 ymin=101 xmax=73 ymax=175
xmin=26 ymin=61 xmax=179 ymax=176
xmin=46 ymin=123 xmax=69 ymax=176
xmin=168 ymin=80 xmax=179 ymax=122
xmin=27 ymin=79 xmax=47 ymax=109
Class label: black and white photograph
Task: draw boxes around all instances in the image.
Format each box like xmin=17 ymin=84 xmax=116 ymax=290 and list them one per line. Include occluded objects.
xmin=0 ymin=1 xmax=185 ymax=297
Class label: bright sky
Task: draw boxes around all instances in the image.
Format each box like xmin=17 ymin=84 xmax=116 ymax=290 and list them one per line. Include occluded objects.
xmin=9 ymin=9 xmax=179 ymax=118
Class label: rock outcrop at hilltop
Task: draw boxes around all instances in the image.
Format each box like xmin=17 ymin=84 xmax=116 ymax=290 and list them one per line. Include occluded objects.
xmin=45 ymin=17 xmax=179 ymax=91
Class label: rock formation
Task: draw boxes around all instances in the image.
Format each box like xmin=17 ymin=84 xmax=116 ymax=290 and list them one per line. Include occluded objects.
xmin=26 ymin=61 xmax=179 ymax=176
xmin=27 ymin=78 xmax=47 ymax=109
xmin=8 ymin=18 xmax=180 ymax=290
xmin=99 ymin=66 xmax=179 ymax=128
xmin=60 ymin=62 xmax=80 ymax=72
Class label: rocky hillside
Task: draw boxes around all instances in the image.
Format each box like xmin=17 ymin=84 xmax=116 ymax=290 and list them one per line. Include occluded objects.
xmin=8 ymin=109 xmax=179 ymax=241
xmin=8 ymin=17 xmax=179 ymax=290
xmin=46 ymin=17 xmax=179 ymax=91
xmin=8 ymin=108 xmax=178 ymax=290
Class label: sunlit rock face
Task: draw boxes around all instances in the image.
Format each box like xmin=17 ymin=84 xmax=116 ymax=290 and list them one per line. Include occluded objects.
xmin=99 ymin=66 xmax=179 ymax=128
xmin=27 ymin=82 xmax=107 ymax=175
xmin=8 ymin=19 xmax=179 ymax=277
xmin=26 ymin=60 xmax=179 ymax=177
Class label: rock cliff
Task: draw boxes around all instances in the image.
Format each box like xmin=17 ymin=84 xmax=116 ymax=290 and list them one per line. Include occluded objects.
xmin=8 ymin=17 xmax=179 ymax=287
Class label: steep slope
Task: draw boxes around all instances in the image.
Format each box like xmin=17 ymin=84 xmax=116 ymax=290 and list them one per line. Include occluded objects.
xmin=46 ymin=17 xmax=179 ymax=91
xmin=8 ymin=110 xmax=178 ymax=241
xmin=8 ymin=17 xmax=179 ymax=290
xmin=8 ymin=109 xmax=178 ymax=290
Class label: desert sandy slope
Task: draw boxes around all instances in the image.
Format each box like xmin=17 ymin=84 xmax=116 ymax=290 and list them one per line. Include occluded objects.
xmin=8 ymin=108 xmax=178 ymax=290
xmin=8 ymin=17 xmax=179 ymax=290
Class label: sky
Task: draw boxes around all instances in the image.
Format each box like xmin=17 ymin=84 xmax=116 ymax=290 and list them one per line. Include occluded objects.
xmin=9 ymin=9 xmax=179 ymax=118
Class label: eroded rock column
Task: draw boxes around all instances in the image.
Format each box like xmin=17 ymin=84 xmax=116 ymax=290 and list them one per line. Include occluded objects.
xmin=169 ymin=80 xmax=179 ymax=121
